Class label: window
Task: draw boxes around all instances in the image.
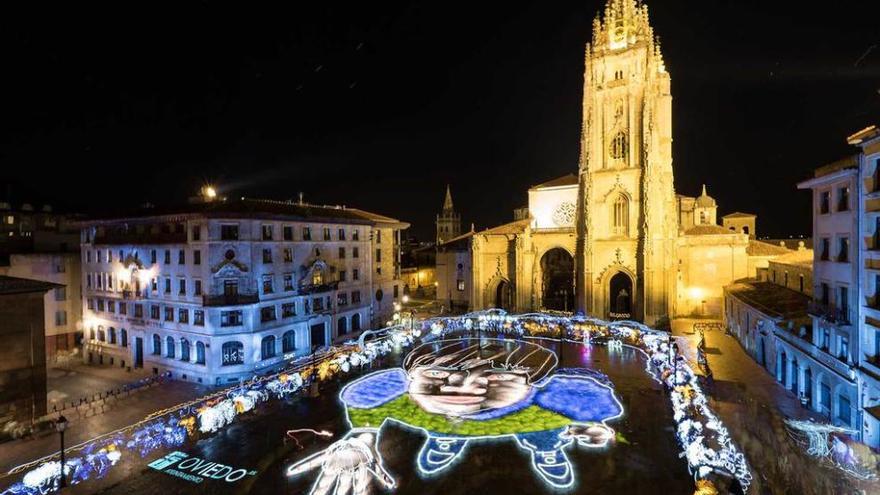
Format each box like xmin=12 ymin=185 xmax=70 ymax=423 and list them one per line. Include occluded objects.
xmin=393 ymin=284 xmax=399 ymax=299
xmin=152 ymin=334 xmax=161 ymax=355
xmin=784 ymin=271 xmax=789 ymax=288
xmin=820 ymin=191 xmax=830 ymax=214
xmin=120 ymin=329 xmax=128 ymax=347
xmin=376 ymin=230 xmax=382 ymax=243
xmin=180 ymin=339 xmax=190 ymax=361
xmin=178 ymin=279 xmax=186 ymax=295
xmin=151 ymin=304 xmax=160 ymax=320
xmin=283 ymin=248 xmax=293 ymax=263
xmin=164 ymin=250 xmax=171 ymax=264
xmin=194 ymin=310 xmax=205 ymax=326
xmin=178 ymin=308 xmax=189 ymax=324
xmin=820 ymin=283 xmax=830 ymax=306
xmin=282 ymin=331 xmax=296 ymax=353
xmin=376 ymin=249 xmax=382 ymax=263
xmin=839 ymin=395 xmax=852 ymax=425
xmin=611 ymin=131 xmax=627 ymax=160
xmin=799 ymin=275 xmax=804 ymax=293
xmin=166 ymin=336 xmax=175 ymax=358
xmin=193 ymin=250 xmax=201 ymax=265
xmin=165 ymin=278 xmax=171 ymax=294
xmin=837 ymin=237 xmax=849 ymax=263
xmin=457 ymin=279 xmax=465 ymax=291
xmin=338 ymin=317 xmax=348 ymax=335
xmin=839 ymin=286 xmax=849 ymax=321
xmin=284 ymin=274 xmax=294 ymax=291
xmin=820 ymin=238 xmax=830 ymax=261
xmin=339 ymin=270 xmax=347 ymax=282
xmin=107 ymin=274 xmax=113 ymax=291
xmin=119 ymin=302 xmax=128 ymax=315
xmin=55 ymin=310 xmax=67 ymax=326
xmin=353 ymin=269 xmax=360 ymax=281
xmin=150 ymin=250 xmax=157 ymax=264
xmin=352 ymin=313 xmax=361 ymax=331
xmin=262 ymin=274 xmax=274 ymax=294
xmin=261 ymin=305 xmax=276 ymax=322
xmin=338 ymin=247 xmax=346 ymax=259
xmin=134 ymin=304 xmax=144 ymax=318
xmin=222 ymin=341 xmax=244 ymax=365
xmin=282 ymin=302 xmax=296 ymax=318
xmin=352 ymin=290 xmax=361 ymax=304
xmin=107 ymin=327 xmax=115 ymax=344
xmin=87 ymin=251 xmax=92 ymax=263
xmin=87 ymin=274 xmax=92 ymax=289
xmin=164 ymin=306 xmax=174 ymax=322
xmin=352 ymin=229 xmax=359 ymax=241
xmin=221 ymin=224 xmax=239 ymax=240
xmin=302 ymin=227 xmax=312 ymax=240
xmin=194 ymin=279 xmax=202 ymax=296
xmin=152 ymin=278 xmax=158 ymax=292
xmin=262 ymin=224 xmax=274 ymax=241
xmin=97 ymin=326 xmax=106 ymax=342
xmin=612 ymin=195 xmax=629 ymax=235
xmin=108 ymin=300 xmax=116 ymax=313
xmin=283 ymin=226 xmax=293 ymax=241
xmin=820 ymin=328 xmax=830 ymax=351
xmin=323 ymin=227 xmax=331 ymax=240
xmin=221 ymin=310 xmax=243 ymax=327
xmin=338 ymin=292 xmax=348 ymax=306
xmin=178 ymin=249 xmax=185 ymax=265
xmin=263 ymin=248 xmax=273 ymax=264
xmin=261 ymin=336 xmax=276 ymax=360
xmin=304 ymin=300 xmax=311 ymax=314
xmin=87 ymin=298 xmax=95 ymax=310
xmin=97 ymin=299 xmax=105 ymax=311
xmin=353 ymin=247 xmax=359 ymax=258
xmin=837 ymin=186 xmax=850 ymax=211
xmin=97 ymin=250 xmax=103 ymax=263
xmin=196 ymin=342 xmax=206 ymax=364
xmin=313 ymin=297 xmax=324 ymax=312
xmin=191 ymin=225 xmax=201 ymax=241
xmin=54 ymin=287 xmax=66 ymax=301
xmin=839 ymin=335 xmax=849 ymax=361
xmin=338 ymin=228 xmax=346 ymax=240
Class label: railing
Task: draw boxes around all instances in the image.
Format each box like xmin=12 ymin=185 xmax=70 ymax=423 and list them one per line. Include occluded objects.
xmin=122 ymin=289 xmax=148 ymax=300
xmin=202 ymin=293 xmax=260 ymax=307
xmin=298 ymin=281 xmax=339 ymax=295
xmin=807 ymin=301 xmax=851 ymax=325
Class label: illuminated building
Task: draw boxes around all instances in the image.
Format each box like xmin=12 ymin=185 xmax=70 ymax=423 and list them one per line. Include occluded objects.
xmin=77 ymin=197 xmax=408 ymax=385
xmin=435 ymin=185 xmax=461 ymax=245
xmin=434 ymin=0 xmax=779 ymax=324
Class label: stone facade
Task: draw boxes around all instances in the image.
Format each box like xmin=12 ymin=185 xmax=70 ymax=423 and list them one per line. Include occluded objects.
xmin=78 ymin=198 xmax=407 ymax=386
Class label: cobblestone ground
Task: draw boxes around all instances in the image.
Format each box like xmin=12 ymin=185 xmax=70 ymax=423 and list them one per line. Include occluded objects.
xmin=46 ymin=362 xmax=154 ymax=409
xmin=672 ymin=318 xmax=872 ymax=494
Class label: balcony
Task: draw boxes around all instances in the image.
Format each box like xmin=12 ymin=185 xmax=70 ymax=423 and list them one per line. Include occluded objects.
xmin=298 ymin=281 xmax=339 ymax=295
xmin=202 ymin=293 xmax=259 ymax=307
xmin=122 ymin=289 xmax=148 ymax=300
xmin=808 ymin=301 xmax=851 ymax=325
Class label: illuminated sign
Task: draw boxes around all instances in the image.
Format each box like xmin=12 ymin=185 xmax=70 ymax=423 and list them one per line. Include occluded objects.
xmin=148 ymin=451 xmax=256 ymax=484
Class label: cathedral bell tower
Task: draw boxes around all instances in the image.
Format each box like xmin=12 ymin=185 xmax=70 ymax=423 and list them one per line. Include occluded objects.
xmin=436 ymin=185 xmax=462 ymax=245
xmin=575 ymin=0 xmax=676 ymax=326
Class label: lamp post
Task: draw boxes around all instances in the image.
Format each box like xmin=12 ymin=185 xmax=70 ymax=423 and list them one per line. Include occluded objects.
xmin=55 ymin=415 xmax=69 ymax=489
xmin=671 ymin=342 xmax=680 ymax=386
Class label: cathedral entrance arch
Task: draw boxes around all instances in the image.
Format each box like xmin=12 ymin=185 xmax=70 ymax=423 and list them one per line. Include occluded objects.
xmin=540 ymin=248 xmax=574 ymax=312
xmin=495 ymin=280 xmax=512 ymax=311
xmin=608 ymin=272 xmax=633 ymax=320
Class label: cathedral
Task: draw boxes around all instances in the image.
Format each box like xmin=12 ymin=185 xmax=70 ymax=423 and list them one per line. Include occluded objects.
xmin=435 ymin=0 xmax=787 ymax=326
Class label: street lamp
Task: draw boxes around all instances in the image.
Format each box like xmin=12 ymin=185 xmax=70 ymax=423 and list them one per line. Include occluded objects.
xmin=402 ymin=295 xmax=410 ymax=304
xmin=55 ymin=415 xmax=69 ymax=489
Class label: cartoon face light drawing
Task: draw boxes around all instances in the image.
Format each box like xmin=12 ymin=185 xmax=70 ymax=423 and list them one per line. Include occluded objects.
xmin=287 ymin=339 xmax=624 ymax=493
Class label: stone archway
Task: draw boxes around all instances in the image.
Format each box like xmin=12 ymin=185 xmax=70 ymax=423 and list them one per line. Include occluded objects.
xmin=540 ymin=248 xmax=574 ymax=311
xmin=495 ymin=280 xmax=512 ymax=311
xmin=609 ymin=272 xmax=633 ymax=319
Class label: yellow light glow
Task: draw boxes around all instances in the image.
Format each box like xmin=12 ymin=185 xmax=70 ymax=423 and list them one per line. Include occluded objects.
xmin=204 ymin=186 xmax=217 ymax=199
xmin=688 ymin=287 xmax=704 ymax=300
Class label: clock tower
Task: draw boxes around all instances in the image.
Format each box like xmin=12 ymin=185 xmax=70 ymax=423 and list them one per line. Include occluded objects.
xmin=575 ymin=0 xmax=676 ymax=326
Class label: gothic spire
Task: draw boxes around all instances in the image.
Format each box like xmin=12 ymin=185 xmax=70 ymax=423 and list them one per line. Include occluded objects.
xmin=442 ymin=184 xmax=454 ymax=212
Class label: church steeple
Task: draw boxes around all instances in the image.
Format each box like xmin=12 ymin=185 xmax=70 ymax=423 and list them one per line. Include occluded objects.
xmin=436 ymin=185 xmax=462 ymax=245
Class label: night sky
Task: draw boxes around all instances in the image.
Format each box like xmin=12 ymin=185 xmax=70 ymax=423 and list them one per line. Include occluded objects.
xmin=2 ymin=1 xmax=879 ymax=240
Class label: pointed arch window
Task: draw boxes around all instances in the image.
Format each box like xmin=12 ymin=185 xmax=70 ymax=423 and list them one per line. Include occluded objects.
xmin=610 ymin=131 xmax=627 ymax=161
xmin=612 ymin=194 xmax=629 ymax=236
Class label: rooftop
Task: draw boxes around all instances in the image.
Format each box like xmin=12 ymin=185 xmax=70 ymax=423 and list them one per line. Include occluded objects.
xmin=76 ymin=197 xmax=408 ymax=228
xmin=722 ymin=212 xmax=756 ymax=219
xmin=683 ymin=224 xmax=733 ymax=236
xmin=726 ymin=279 xmax=810 ymax=320
xmin=768 ymin=249 xmax=813 ymax=268
xmin=813 ymin=155 xmax=858 ymax=178
xmin=747 ymin=240 xmax=793 ymax=257
xmin=530 ymin=174 xmax=578 ymax=190
xmin=0 ymin=275 xmax=62 ymax=295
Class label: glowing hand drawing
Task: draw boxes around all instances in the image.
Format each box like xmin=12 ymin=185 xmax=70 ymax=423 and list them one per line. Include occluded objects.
xmin=286 ymin=428 xmax=395 ymax=495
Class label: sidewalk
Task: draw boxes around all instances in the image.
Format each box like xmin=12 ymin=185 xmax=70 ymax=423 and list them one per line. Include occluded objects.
xmin=0 ymin=377 xmax=209 ymax=479
xmin=671 ymin=318 xmax=851 ymax=493
xmin=46 ymin=363 xmax=153 ymax=409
